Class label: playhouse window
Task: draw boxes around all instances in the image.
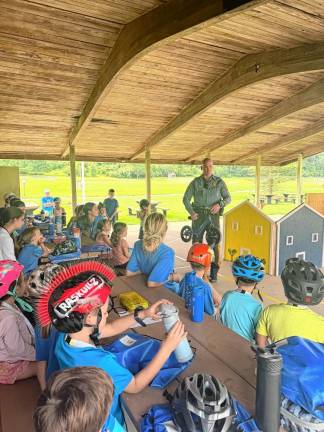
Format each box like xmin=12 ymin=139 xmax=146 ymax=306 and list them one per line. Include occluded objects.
xmin=255 ymin=225 xmax=263 ymax=235
xmin=296 ymin=251 xmax=306 ymax=260
xmin=232 ymin=221 xmax=239 ymax=231
xmin=240 ymin=248 xmax=251 ymax=256
xmin=286 ymin=235 xmax=294 ymax=246
xmin=312 ymin=233 xmax=319 ymax=243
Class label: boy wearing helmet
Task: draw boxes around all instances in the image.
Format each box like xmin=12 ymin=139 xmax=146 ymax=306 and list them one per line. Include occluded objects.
xmin=179 ymin=243 xmax=221 ymax=316
xmin=256 ymin=258 xmax=324 ymax=348
xmin=37 ymin=260 xmax=186 ymax=432
xmin=220 ymin=255 xmax=264 ymax=342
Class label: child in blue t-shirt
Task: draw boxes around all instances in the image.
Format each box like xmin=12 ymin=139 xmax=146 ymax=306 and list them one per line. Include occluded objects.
xmin=37 ymin=260 xmax=186 ymax=432
xmin=127 ymin=213 xmax=180 ymax=292
xmin=220 ymin=255 xmax=264 ymax=342
xmin=17 ymin=227 xmax=50 ymax=275
xmin=179 ymin=243 xmax=221 ymax=317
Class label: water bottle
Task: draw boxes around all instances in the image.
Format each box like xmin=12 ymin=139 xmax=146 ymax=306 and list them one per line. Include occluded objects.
xmin=191 ymin=285 xmax=204 ymax=323
xmin=159 ymin=304 xmax=193 ymax=363
xmin=49 ymin=216 xmax=55 ymax=237
xmin=255 ymin=346 xmax=283 ymax=432
xmin=55 ymin=215 xmax=62 ymax=234
xmin=72 ymin=227 xmax=81 ymax=250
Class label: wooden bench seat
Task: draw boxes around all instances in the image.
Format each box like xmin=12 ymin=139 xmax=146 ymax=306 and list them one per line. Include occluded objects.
xmin=0 ymin=377 xmax=40 ymax=432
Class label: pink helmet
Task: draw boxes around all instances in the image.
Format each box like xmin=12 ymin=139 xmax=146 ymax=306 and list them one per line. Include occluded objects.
xmin=0 ymin=260 xmax=24 ymax=299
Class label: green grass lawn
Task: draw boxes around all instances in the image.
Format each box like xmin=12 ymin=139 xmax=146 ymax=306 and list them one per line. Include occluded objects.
xmin=21 ymin=175 xmax=324 ymax=224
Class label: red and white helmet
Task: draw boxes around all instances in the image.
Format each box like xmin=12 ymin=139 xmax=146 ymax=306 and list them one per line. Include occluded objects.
xmin=187 ymin=243 xmax=212 ymax=268
xmin=0 ymin=260 xmax=24 ymax=298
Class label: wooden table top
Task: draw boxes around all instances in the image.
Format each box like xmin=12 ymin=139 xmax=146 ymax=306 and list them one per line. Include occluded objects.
xmin=112 ymin=275 xmax=257 ymax=430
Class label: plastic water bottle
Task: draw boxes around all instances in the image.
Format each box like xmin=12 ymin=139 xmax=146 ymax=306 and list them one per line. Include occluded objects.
xmin=191 ymin=285 xmax=204 ymax=323
xmin=159 ymin=304 xmax=193 ymax=363
xmin=72 ymin=227 xmax=81 ymax=250
xmin=255 ymin=346 xmax=283 ymax=432
xmin=55 ymin=215 xmax=62 ymax=234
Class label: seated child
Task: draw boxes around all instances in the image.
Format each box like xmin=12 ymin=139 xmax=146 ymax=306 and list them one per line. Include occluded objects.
xmin=0 ymin=260 xmax=36 ymax=384
xmin=36 ymin=260 xmax=185 ymax=432
xmin=220 ymin=255 xmax=264 ymax=342
xmin=27 ymin=264 xmax=62 ymax=390
xmin=96 ymin=219 xmax=112 ymax=247
xmin=137 ymin=199 xmax=150 ymax=240
xmin=256 ymin=258 xmax=324 ymax=348
xmin=179 ymin=243 xmax=221 ymax=316
xmin=17 ymin=227 xmax=50 ymax=275
xmin=34 ymin=366 xmax=114 ymax=432
xmin=110 ymin=222 xmax=130 ymax=270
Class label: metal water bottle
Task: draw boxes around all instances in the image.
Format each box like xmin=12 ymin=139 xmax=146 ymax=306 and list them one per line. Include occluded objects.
xmin=191 ymin=285 xmax=204 ymax=323
xmin=255 ymin=345 xmax=283 ymax=432
xmin=159 ymin=304 xmax=193 ymax=363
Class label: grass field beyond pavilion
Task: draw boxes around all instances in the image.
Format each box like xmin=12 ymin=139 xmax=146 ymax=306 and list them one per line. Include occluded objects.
xmin=21 ymin=175 xmax=324 ymax=224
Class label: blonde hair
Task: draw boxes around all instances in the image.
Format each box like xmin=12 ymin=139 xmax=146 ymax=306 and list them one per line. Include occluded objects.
xmin=110 ymin=222 xmax=127 ymax=247
xmin=143 ymin=213 xmax=167 ymax=252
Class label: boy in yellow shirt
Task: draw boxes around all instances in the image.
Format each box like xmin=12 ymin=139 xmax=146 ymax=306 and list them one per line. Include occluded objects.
xmin=256 ymin=258 xmax=324 ymax=348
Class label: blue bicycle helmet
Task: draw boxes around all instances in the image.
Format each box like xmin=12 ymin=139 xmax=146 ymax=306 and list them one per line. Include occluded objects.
xmin=232 ymin=255 xmax=265 ymax=283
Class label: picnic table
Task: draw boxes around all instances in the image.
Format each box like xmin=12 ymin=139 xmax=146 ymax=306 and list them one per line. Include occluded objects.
xmin=112 ymin=275 xmax=256 ymax=430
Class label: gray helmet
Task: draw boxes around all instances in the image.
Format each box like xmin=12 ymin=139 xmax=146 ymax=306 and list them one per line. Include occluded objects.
xmin=27 ymin=263 xmax=62 ymax=298
xmin=171 ymin=373 xmax=234 ymax=432
xmin=281 ymin=258 xmax=324 ymax=306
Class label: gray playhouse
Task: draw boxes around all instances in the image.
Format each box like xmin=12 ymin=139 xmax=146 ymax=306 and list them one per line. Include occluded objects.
xmin=276 ymin=204 xmax=324 ymax=275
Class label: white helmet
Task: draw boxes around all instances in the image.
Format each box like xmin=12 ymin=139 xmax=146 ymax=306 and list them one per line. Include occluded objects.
xmin=27 ymin=263 xmax=62 ymax=298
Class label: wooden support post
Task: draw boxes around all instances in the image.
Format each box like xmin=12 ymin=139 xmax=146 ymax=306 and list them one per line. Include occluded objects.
xmin=255 ymin=156 xmax=261 ymax=208
xmin=297 ymin=154 xmax=303 ymax=205
xmin=69 ymin=145 xmax=77 ymax=211
xmin=145 ymin=150 xmax=151 ymax=203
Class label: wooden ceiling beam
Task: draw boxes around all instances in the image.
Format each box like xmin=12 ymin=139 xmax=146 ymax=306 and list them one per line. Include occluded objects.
xmin=62 ymin=0 xmax=258 ymax=158
xmin=231 ymin=117 xmax=324 ymax=164
xmin=192 ymin=78 xmax=324 ymax=162
xmin=130 ymin=42 xmax=324 ymax=160
xmin=276 ymin=144 xmax=324 ymax=166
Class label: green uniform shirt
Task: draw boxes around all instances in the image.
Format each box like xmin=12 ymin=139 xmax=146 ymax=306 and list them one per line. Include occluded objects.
xmin=183 ymin=175 xmax=231 ymax=215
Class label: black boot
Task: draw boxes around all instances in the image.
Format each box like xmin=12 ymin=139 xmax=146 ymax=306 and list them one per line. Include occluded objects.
xmin=209 ymin=262 xmax=218 ymax=283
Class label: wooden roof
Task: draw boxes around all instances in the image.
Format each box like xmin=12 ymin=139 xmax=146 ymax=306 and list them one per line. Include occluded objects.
xmin=1 ymin=0 xmax=324 ymax=165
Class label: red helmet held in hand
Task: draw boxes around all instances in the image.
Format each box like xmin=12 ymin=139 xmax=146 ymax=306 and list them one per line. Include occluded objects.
xmin=187 ymin=243 xmax=212 ymax=268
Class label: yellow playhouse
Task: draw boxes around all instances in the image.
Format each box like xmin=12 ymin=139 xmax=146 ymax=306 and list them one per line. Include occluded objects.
xmin=223 ymin=200 xmax=276 ymax=274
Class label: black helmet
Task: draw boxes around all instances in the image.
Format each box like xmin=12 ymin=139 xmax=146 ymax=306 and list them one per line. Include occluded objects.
xmin=139 ymin=199 xmax=150 ymax=209
xmin=171 ymin=373 xmax=234 ymax=432
xmin=206 ymin=226 xmax=221 ymax=247
xmin=281 ymin=258 xmax=324 ymax=306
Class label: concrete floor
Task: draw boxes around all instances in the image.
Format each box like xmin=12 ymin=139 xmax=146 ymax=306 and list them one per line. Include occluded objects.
xmin=127 ymin=221 xmax=324 ymax=315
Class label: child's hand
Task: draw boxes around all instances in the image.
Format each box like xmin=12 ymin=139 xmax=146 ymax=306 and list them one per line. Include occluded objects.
xmin=142 ymin=299 xmax=172 ymax=320
xmin=162 ymin=320 xmax=187 ymax=352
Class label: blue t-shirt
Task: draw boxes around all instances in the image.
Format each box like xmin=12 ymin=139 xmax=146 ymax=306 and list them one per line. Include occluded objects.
xmin=41 ymin=196 xmax=54 ymax=215
xmin=104 ymin=198 xmax=119 ymax=218
xmin=18 ymin=244 xmax=43 ymax=275
xmin=35 ymin=326 xmax=60 ymax=381
xmin=55 ymin=333 xmax=132 ymax=432
xmin=127 ymin=240 xmax=178 ymax=292
xmin=220 ymin=290 xmax=263 ymax=342
xmin=179 ymin=272 xmax=215 ymax=317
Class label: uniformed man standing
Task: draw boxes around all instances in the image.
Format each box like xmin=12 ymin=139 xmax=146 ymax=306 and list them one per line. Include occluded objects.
xmin=183 ymin=158 xmax=231 ymax=282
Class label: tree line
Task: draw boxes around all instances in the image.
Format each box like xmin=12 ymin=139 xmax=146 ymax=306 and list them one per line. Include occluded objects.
xmin=1 ymin=154 xmax=323 ymax=178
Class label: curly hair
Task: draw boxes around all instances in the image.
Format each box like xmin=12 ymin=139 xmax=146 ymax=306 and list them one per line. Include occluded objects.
xmin=143 ymin=213 xmax=167 ymax=252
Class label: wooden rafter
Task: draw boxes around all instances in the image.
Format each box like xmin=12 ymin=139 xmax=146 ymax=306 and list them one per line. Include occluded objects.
xmin=232 ymin=117 xmax=324 ymax=164
xmin=277 ymin=143 xmax=324 ymax=166
xmin=61 ymin=0 xmax=261 ymax=158
xmin=130 ymin=42 xmax=324 ymax=160
xmin=191 ymin=78 xmax=324 ymax=162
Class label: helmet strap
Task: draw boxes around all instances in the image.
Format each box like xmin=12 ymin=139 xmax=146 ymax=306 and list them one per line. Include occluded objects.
xmin=86 ymin=309 xmax=102 ymax=347
xmin=8 ymin=282 xmax=34 ymax=313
